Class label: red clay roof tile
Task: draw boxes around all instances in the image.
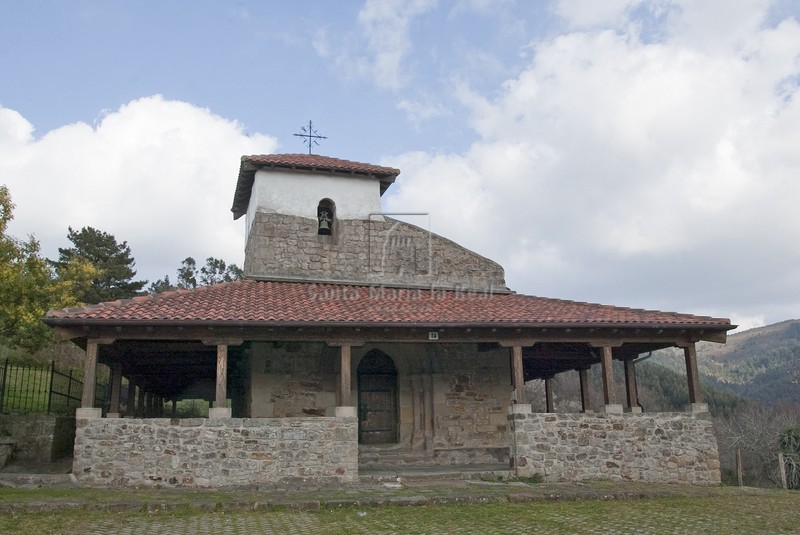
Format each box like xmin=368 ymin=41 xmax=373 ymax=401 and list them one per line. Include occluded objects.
xmin=44 ymin=280 xmax=732 ymax=330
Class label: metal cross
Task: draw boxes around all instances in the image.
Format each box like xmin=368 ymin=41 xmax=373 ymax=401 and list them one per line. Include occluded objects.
xmin=293 ymin=120 xmax=327 ymax=154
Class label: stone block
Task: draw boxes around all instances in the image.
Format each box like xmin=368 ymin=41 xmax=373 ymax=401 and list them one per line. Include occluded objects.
xmin=599 ymin=404 xmax=624 ymax=415
xmin=208 ymin=408 xmax=232 ymax=419
xmin=687 ymin=403 xmax=709 ymax=413
xmin=76 ymin=408 xmax=102 ymax=420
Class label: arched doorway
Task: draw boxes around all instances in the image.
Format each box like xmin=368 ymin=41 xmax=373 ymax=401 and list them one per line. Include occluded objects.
xmin=357 ymin=350 xmax=398 ymax=444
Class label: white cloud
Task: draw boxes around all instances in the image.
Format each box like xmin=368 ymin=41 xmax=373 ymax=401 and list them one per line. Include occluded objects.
xmin=386 ymin=1 xmax=800 ymax=323
xmin=355 ymin=0 xmax=437 ymax=89
xmin=0 ymin=96 xmax=276 ymax=284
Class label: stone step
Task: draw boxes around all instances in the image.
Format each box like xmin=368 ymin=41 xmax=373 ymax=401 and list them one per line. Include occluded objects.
xmin=0 ymin=473 xmax=77 ymax=488
xmin=359 ymin=463 xmax=512 ymax=483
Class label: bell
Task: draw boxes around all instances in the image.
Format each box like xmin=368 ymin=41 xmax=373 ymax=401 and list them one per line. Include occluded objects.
xmin=318 ymin=211 xmax=332 ymax=235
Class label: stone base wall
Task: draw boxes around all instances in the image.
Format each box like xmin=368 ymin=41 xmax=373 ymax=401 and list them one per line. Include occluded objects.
xmin=0 ymin=414 xmax=75 ymax=462
xmin=509 ymin=406 xmax=721 ymax=485
xmin=73 ymin=415 xmax=358 ymax=487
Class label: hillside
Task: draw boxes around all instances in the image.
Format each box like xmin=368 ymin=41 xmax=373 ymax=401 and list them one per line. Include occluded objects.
xmin=649 ymin=319 xmax=800 ymax=405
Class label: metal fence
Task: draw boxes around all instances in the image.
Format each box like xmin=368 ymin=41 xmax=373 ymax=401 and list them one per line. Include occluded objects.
xmin=0 ymin=359 xmax=108 ymax=415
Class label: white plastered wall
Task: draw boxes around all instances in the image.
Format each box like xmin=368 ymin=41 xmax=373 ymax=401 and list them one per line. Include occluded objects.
xmin=245 ymin=169 xmax=383 ymax=236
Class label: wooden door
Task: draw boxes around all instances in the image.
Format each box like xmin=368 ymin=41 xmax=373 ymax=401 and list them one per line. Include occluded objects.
xmin=357 ymin=351 xmax=398 ymax=444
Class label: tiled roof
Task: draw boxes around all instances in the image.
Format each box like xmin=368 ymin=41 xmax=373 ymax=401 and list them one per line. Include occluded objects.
xmin=44 ymin=280 xmax=732 ymax=330
xmin=231 ymin=154 xmax=400 ymax=219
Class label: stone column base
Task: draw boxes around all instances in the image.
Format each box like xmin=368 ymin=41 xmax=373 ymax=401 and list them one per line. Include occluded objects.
xmin=334 ymin=406 xmax=356 ymax=418
xmin=509 ymin=403 xmax=532 ymax=414
xmin=76 ymin=408 xmax=102 ymax=419
xmin=687 ymin=403 xmax=709 ymax=413
xmin=106 ymin=412 xmax=121 ymax=419
xmin=208 ymin=407 xmax=232 ymax=419
xmin=628 ymin=406 xmax=643 ymax=414
xmin=599 ymin=404 xmax=624 ymax=414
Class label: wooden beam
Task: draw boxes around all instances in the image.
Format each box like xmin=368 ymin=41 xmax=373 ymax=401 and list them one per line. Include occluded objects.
xmin=215 ymin=344 xmax=228 ymax=409
xmin=578 ymin=368 xmax=590 ymax=413
xmin=51 ymin=323 xmax=722 ymax=346
xmin=624 ymin=358 xmax=639 ymax=410
xmin=340 ymin=345 xmax=352 ymax=406
xmin=600 ymin=346 xmax=616 ymax=405
xmin=202 ymin=338 xmax=243 ymax=346
xmin=544 ymin=376 xmax=554 ymax=413
xmin=511 ymin=346 xmax=525 ymax=404
xmin=684 ymin=343 xmax=702 ymax=404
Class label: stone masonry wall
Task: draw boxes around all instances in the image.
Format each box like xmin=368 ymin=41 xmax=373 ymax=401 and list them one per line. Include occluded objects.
xmin=244 ymin=213 xmax=506 ymax=291
xmin=248 ymin=342 xmax=338 ymax=418
xmin=73 ymin=415 xmax=358 ymax=487
xmin=509 ymin=406 xmax=720 ymax=485
xmin=430 ymin=346 xmax=511 ymax=464
xmin=0 ymin=414 xmax=75 ymax=462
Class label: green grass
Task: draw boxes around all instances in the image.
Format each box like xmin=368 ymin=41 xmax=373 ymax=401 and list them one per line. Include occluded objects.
xmin=1 ymin=488 xmax=799 ymax=534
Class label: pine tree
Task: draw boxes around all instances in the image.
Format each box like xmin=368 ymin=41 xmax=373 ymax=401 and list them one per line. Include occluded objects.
xmin=53 ymin=226 xmax=147 ymax=303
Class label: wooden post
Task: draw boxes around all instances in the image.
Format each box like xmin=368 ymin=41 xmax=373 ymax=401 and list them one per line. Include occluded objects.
xmin=736 ymin=447 xmax=743 ymax=486
xmin=684 ymin=343 xmax=702 ymax=404
xmin=544 ymin=376 xmax=554 ymax=413
xmin=511 ymin=346 xmax=525 ymax=404
xmin=125 ymin=377 xmax=136 ymax=417
xmin=624 ymin=358 xmax=639 ymax=411
xmin=108 ymin=364 xmax=122 ymax=414
xmin=340 ymin=345 xmax=352 ymax=406
xmin=81 ymin=340 xmax=99 ymax=408
xmin=215 ymin=344 xmax=228 ymax=409
xmin=578 ymin=368 xmax=590 ymax=412
xmin=600 ymin=346 xmax=615 ymax=405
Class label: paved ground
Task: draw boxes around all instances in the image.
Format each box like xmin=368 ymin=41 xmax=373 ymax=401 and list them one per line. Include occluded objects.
xmin=2 ymin=458 xmax=799 ymax=534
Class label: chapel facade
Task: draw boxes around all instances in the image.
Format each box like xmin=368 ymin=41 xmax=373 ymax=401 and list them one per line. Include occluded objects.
xmin=44 ymin=153 xmax=733 ymax=487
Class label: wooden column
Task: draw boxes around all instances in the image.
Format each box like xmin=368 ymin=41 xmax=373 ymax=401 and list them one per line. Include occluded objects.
xmin=544 ymin=376 xmax=554 ymax=413
xmin=511 ymin=346 xmax=525 ymax=404
xmin=108 ymin=364 xmax=123 ymax=415
xmin=340 ymin=345 xmax=352 ymax=406
xmin=624 ymin=358 xmax=639 ymax=411
xmin=137 ymin=386 xmax=145 ymax=417
xmin=215 ymin=344 xmax=228 ymax=409
xmin=578 ymin=368 xmax=590 ymax=412
xmin=81 ymin=340 xmax=100 ymax=408
xmin=125 ymin=377 xmax=136 ymax=417
xmin=600 ymin=346 xmax=616 ymax=405
xmin=684 ymin=343 xmax=702 ymax=404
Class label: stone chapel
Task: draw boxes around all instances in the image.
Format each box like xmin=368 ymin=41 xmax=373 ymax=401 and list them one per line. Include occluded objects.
xmin=44 ymin=153 xmax=733 ymax=487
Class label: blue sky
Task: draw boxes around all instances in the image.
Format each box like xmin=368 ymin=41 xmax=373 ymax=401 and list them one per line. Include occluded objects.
xmin=2 ymin=0 xmax=800 ymax=331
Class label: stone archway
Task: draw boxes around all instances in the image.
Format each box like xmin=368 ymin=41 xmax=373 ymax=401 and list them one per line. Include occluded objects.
xmin=357 ymin=349 xmax=398 ymax=444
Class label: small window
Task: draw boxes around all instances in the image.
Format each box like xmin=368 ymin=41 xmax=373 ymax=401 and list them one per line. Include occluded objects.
xmin=317 ymin=199 xmax=335 ymax=235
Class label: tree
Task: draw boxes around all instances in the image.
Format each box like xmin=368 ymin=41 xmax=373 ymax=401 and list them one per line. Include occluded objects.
xmin=780 ymin=427 xmax=800 ymax=489
xmin=150 ymin=256 xmax=243 ymax=294
xmin=147 ymin=275 xmax=174 ymax=295
xmin=0 ymin=186 xmax=86 ymax=351
xmin=53 ymin=226 xmax=147 ymax=303
xmin=176 ymin=257 xmax=198 ymax=289
xmin=199 ymin=257 xmax=243 ymax=285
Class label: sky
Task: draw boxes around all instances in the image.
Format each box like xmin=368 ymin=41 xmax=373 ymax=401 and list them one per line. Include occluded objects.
xmin=1 ymin=0 xmax=799 ymax=332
